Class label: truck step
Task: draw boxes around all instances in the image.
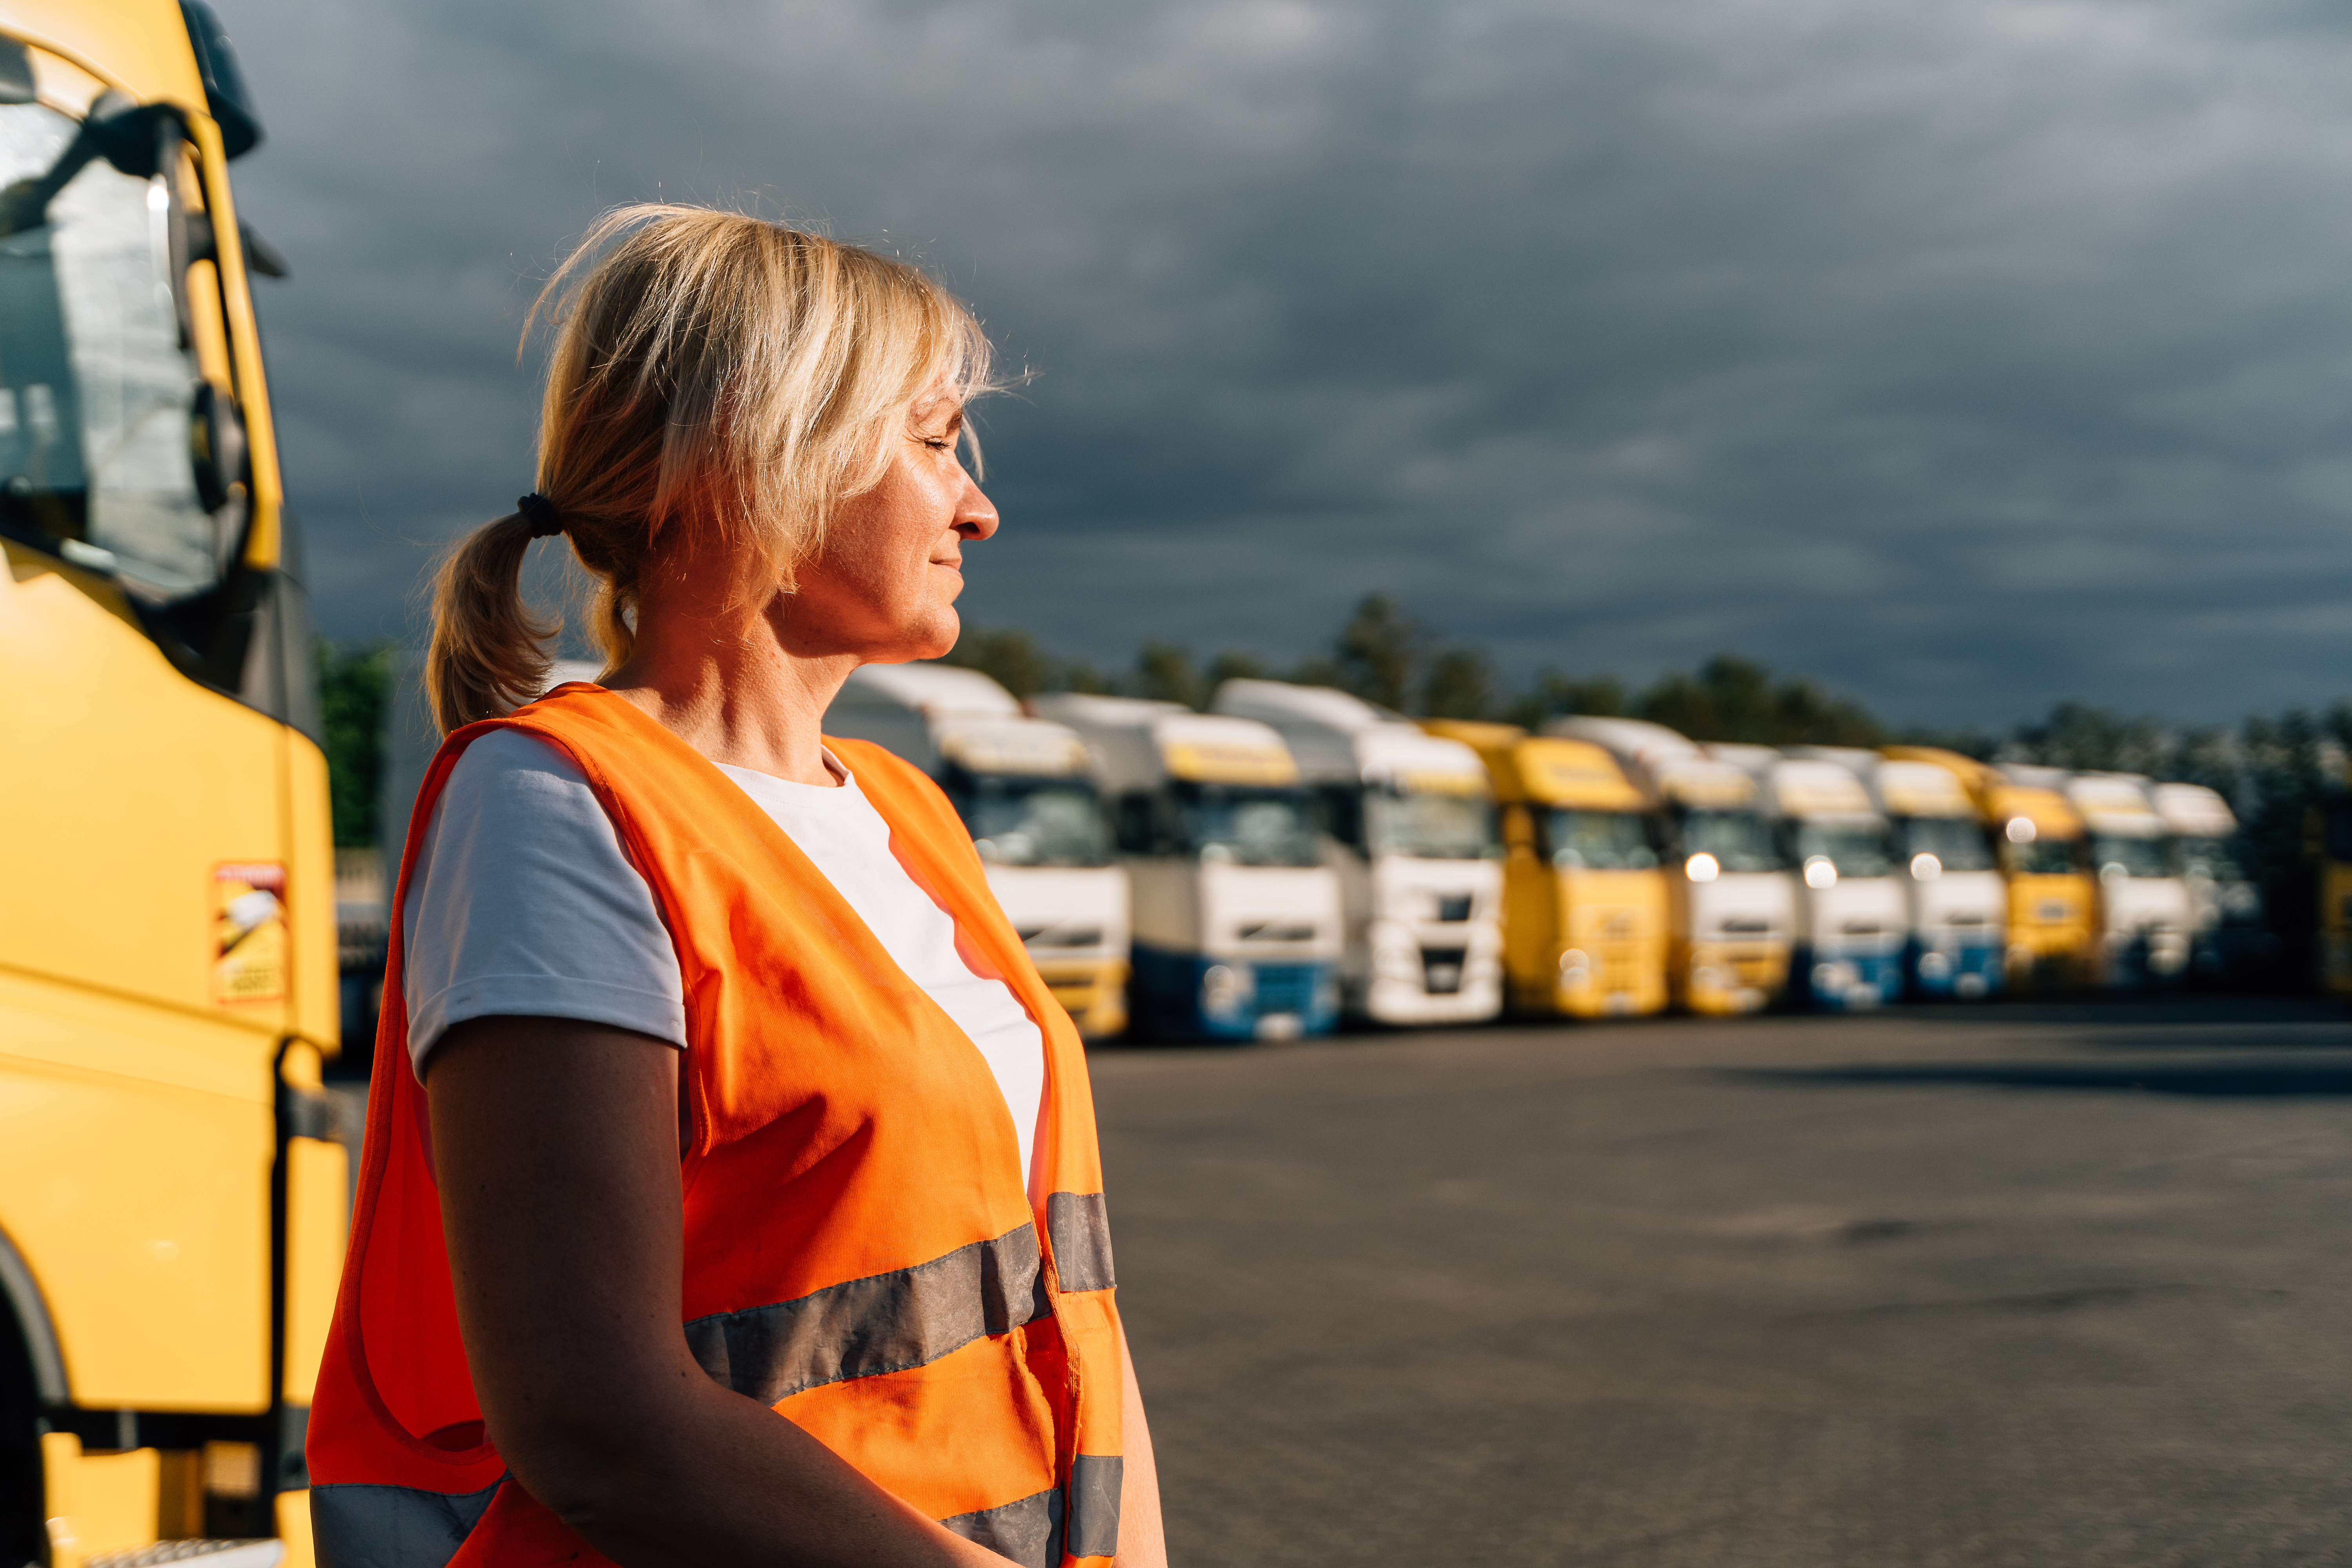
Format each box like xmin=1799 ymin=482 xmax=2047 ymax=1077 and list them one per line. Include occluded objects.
xmin=86 ymin=1542 xmax=285 ymax=1568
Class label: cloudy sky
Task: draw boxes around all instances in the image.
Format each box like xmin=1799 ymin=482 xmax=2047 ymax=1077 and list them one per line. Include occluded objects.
xmin=218 ymin=0 xmax=2352 ymax=727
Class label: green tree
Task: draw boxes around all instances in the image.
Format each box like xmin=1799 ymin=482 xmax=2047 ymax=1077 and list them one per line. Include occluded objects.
xmin=1131 ymin=641 xmax=1204 ymax=708
xmin=2008 ymin=701 xmax=2165 ymax=774
xmin=318 ymin=641 xmax=394 ymax=848
xmin=1635 ymin=655 xmax=1883 ymax=746
xmin=1420 ymin=646 xmax=1497 ymax=719
xmin=1330 ymin=593 xmax=1422 ymax=713
xmin=1507 ymin=667 xmax=1626 ymax=730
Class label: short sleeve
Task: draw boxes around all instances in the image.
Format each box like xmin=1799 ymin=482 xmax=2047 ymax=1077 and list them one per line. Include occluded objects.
xmin=399 ymin=728 xmax=688 ymax=1078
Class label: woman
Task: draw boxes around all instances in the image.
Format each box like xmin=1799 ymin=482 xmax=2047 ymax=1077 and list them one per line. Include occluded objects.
xmin=307 ymin=205 xmax=1166 ymax=1568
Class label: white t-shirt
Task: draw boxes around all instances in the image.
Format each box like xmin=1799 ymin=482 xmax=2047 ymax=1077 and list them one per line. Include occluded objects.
xmin=400 ymin=728 xmax=1047 ymax=1187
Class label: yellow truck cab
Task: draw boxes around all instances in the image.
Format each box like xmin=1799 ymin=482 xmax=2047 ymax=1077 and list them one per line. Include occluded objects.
xmin=1886 ymin=748 xmax=2094 ymax=990
xmin=1423 ymin=721 xmax=1669 ymax=1018
xmin=0 ymin=4 xmax=338 ymax=1564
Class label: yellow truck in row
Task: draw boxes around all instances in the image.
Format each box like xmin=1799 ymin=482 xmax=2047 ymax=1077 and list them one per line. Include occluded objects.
xmin=1 ymin=2 xmax=338 ymax=1563
xmin=1422 ymin=722 xmax=1670 ymax=1018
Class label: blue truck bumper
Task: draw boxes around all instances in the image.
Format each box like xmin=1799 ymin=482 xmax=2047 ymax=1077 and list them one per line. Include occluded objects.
xmin=1129 ymin=944 xmax=1339 ymax=1042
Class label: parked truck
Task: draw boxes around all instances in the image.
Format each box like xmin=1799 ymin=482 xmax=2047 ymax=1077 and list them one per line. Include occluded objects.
xmin=1547 ymin=718 xmax=1793 ymax=1014
xmin=1721 ymin=750 xmax=1906 ymax=1010
xmin=1208 ymin=682 xmax=1502 ymax=1025
xmin=0 ymin=4 xmax=337 ymax=1564
xmin=825 ymin=662 xmax=1131 ymax=1036
xmin=1806 ymin=750 xmax=2005 ymax=999
xmin=1421 ymin=720 xmax=1668 ymax=1018
xmin=2063 ymin=771 xmax=2191 ymax=987
xmin=1035 ymin=694 xmax=1342 ymax=1041
xmin=2151 ymin=782 xmax=2265 ymax=986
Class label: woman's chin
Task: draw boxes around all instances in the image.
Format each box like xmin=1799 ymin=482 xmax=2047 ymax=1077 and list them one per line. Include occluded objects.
xmin=893 ymin=610 xmax=961 ymax=664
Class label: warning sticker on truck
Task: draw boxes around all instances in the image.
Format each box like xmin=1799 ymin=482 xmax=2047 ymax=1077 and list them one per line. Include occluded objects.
xmin=214 ymin=862 xmax=288 ymax=1004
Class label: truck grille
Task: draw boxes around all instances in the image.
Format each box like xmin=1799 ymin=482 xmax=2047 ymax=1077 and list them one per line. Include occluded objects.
xmin=1252 ymin=963 xmax=1321 ymax=1014
xmin=1422 ymin=947 xmax=1468 ymax=994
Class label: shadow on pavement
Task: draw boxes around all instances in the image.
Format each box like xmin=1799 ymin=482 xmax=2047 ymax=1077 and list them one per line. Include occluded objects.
xmin=1731 ymin=1055 xmax=2352 ymax=1098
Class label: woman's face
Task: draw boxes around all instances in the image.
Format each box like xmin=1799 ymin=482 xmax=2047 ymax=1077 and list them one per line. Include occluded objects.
xmin=780 ymin=391 xmax=998 ymax=662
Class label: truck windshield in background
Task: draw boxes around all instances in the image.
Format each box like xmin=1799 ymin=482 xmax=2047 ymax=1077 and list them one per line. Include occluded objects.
xmin=1679 ymin=808 xmax=1781 ymax=874
xmin=1547 ymin=809 xmax=1655 ymax=871
xmin=0 ymin=94 xmax=223 ymax=593
xmin=1902 ymin=817 xmax=1995 ymax=872
xmin=2091 ymin=835 xmax=2172 ymax=880
xmin=2174 ymin=835 xmax=2243 ymax=883
xmin=949 ymin=771 xmax=1114 ymax=868
xmin=1174 ymin=781 xmax=1320 ymax=866
xmin=2003 ymin=835 xmax=2078 ymax=876
xmin=1368 ymin=784 xmax=1492 ymax=861
xmin=1793 ymin=823 xmax=1894 ymax=880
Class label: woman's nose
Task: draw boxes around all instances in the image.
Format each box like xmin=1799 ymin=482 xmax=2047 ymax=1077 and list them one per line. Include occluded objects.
xmin=955 ymin=474 xmax=1000 ymax=540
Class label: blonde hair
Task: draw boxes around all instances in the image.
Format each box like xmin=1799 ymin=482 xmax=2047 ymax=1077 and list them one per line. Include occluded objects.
xmin=425 ymin=204 xmax=997 ymax=733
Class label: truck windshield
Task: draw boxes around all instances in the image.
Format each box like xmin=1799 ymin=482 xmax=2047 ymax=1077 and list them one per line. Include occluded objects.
xmin=0 ymin=100 xmax=220 ymax=593
xmin=1903 ymin=817 xmax=1994 ymax=872
xmin=1677 ymin=809 xmax=1782 ymax=873
xmin=949 ymin=772 xmax=1112 ymax=868
xmin=1792 ymin=822 xmax=1894 ymax=878
xmin=1173 ymin=782 xmax=1321 ymax=867
xmin=2091 ymin=833 xmax=2172 ymax=880
xmin=1367 ymin=786 xmax=1493 ymax=861
xmin=2174 ymin=834 xmax=2243 ymax=882
xmin=1546 ymin=809 xmax=1656 ymax=871
xmin=2002 ymin=837 xmax=2079 ymax=877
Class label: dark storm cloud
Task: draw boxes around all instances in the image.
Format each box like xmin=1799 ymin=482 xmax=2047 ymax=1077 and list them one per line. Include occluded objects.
xmin=221 ymin=0 xmax=2352 ymax=724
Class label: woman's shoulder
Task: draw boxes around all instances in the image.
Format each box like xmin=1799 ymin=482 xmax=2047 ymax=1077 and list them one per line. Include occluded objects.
xmin=442 ymin=725 xmax=597 ymax=800
xmin=423 ymin=727 xmax=617 ymax=855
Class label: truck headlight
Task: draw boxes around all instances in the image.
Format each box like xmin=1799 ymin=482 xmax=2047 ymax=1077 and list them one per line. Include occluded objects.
xmin=1201 ymin=964 xmax=1252 ymax=1017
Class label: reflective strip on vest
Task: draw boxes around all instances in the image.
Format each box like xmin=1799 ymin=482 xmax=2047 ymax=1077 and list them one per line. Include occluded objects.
xmin=1046 ymin=1192 xmax=1116 ymax=1293
xmin=937 ymin=1457 xmax=1119 ymax=1568
xmin=684 ymin=1222 xmax=1051 ymax=1406
xmin=1066 ymin=1454 xmax=1124 ymax=1559
xmin=943 ymin=1485 xmax=1061 ymax=1568
xmin=310 ymin=1479 xmax=502 ymax=1568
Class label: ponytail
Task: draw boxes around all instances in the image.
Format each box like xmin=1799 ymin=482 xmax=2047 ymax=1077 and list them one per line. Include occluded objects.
xmin=423 ymin=509 xmax=561 ymax=735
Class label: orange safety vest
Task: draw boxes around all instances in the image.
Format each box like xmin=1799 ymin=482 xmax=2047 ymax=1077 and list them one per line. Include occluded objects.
xmin=307 ymin=686 xmax=1125 ymax=1568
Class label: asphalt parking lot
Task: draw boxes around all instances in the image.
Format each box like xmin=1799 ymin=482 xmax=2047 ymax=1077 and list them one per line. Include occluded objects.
xmin=1093 ymin=998 xmax=2352 ymax=1567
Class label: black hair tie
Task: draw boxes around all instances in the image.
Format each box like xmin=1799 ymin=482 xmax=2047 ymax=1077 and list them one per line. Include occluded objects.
xmin=516 ymin=492 xmax=564 ymax=538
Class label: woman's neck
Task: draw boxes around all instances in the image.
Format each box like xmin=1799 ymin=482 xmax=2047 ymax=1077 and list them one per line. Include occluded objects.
xmin=602 ymin=582 xmax=852 ymax=788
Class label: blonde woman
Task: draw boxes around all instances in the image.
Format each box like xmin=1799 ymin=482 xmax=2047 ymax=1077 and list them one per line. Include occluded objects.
xmin=307 ymin=206 xmax=1165 ymax=1568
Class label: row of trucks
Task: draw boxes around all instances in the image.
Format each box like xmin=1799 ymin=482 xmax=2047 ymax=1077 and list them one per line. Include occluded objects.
xmin=820 ymin=667 xmax=2272 ymax=1039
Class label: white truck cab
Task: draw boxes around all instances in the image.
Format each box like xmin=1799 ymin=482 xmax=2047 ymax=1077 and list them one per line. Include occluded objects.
xmin=2151 ymin=781 xmax=2260 ymax=985
xmin=826 ymin=663 xmax=1132 ymax=1036
xmin=1727 ymin=750 xmax=1906 ymax=1010
xmin=1210 ymin=680 xmax=1503 ymax=1025
xmin=2061 ymin=770 xmax=2191 ymax=986
xmin=1034 ymin=694 xmax=1343 ymax=1042
xmin=1548 ymin=717 xmax=1796 ymax=1014
xmin=1806 ymin=750 xmax=2006 ymax=999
